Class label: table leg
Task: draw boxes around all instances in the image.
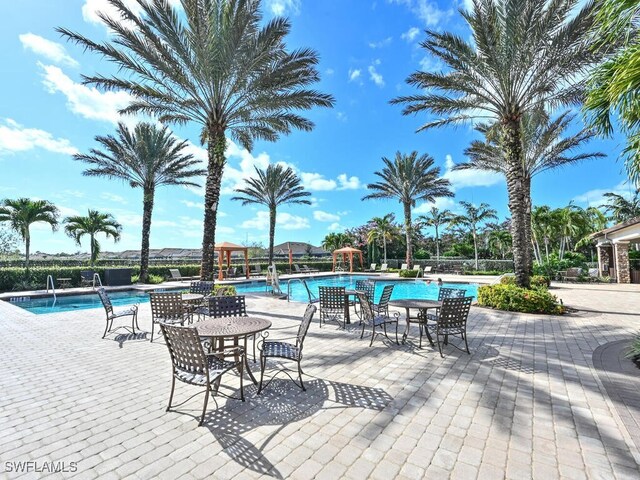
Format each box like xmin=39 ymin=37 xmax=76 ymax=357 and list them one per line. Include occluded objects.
xmin=344 ymin=296 xmax=350 ymax=325
xmin=242 ymin=335 xmax=258 ymax=385
xmin=402 ymin=307 xmax=410 ymax=344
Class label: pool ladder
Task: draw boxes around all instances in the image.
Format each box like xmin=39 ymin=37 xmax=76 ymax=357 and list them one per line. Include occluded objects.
xmin=45 ymin=275 xmax=57 ymax=305
xmin=286 ymin=278 xmax=318 ymax=303
xmin=92 ymin=273 xmax=103 ymax=289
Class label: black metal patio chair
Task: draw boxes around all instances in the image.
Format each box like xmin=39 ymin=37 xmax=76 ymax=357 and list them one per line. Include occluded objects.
xmin=257 ymin=304 xmax=317 ymax=393
xmin=97 ymin=287 xmax=139 ymax=339
xmin=425 ymin=296 xmax=474 ymax=357
xmin=356 ymin=292 xmax=399 ymax=347
xmin=161 ymin=323 xmax=244 ymax=426
xmin=149 ymin=292 xmax=191 ymax=342
xmin=318 ymin=286 xmax=346 ymax=328
xmin=372 ymin=284 xmax=394 ymax=318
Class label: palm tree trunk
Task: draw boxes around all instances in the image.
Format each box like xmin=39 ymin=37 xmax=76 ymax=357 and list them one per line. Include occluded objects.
xmin=383 ymin=237 xmax=387 ymax=263
xmin=140 ymin=187 xmax=154 ymax=283
xmin=403 ymin=202 xmax=413 ymax=268
xmin=503 ymin=118 xmax=530 ymax=288
xmin=201 ymin=129 xmax=226 ymax=280
xmin=435 ymin=225 xmax=440 ymax=262
xmin=473 ymin=229 xmax=479 ymax=270
xmin=24 ymin=231 xmax=30 ymax=274
xmin=268 ymin=206 xmax=276 ymax=265
xmin=522 ymin=176 xmax=533 ymax=279
xmin=90 ymin=233 xmax=95 ymax=267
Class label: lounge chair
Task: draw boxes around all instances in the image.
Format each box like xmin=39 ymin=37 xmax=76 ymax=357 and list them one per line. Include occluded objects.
xmin=365 ymin=263 xmax=377 ymax=272
xmin=412 ymin=265 xmax=422 ymax=277
xmin=293 ymin=264 xmax=305 ymax=274
xmin=424 ymin=266 xmax=433 ymax=274
xmin=302 ymin=265 xmax=319 ymax=273
xmin=400 ymin=263 xmax=408 ymax=271
xmin=169 ymin=268 xmax=199 ymax=282
xmin=380 ymin=263 xmax=389 ymax=272
xmin=250 ymin=265 xmax=262 ymax=277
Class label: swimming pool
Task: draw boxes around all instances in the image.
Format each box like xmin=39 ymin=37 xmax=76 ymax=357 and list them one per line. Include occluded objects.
xmin=7 ymin=276 xmax=477 ymax=315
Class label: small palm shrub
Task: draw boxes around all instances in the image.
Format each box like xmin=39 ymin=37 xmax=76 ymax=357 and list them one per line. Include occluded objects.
xmin=399 ymin=269 xmax=420 ymax=278
xmin=626 ymin=335 xmax=640 ymax=369
xmin=213 ymin=285 xmax=237 ymax=296
xmin=477 ymin=284 xmax=564 ymax=315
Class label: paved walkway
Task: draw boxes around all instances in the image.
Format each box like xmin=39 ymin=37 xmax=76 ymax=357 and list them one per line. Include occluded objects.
xmin=0 ymin=280 xmax=639 ymax=479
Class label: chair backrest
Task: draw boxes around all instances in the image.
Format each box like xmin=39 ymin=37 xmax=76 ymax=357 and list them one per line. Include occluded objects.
xmin=400 ymin=263 xmax=408 ymax=270
xmin=169 ymin=269 xmax=181 ymax=279
xmin=438 ymin=287 xmax=466 ymax=301
xmin=380 ymin=263 xmax=388 ymax=271
xmin=297 ymin=304 xmax=317 ymax=349
xmin=149 ymin=292 xmax=185 ymax=322
xmin=413 ymin=264 xmax=421 ymax=271
xmin=424 ymin=266 xmax=433 ymax=273
xmin=190 ymin=281 xmax=214 ymax=296
xmin=377 ymin=284 xmax=394 ymax=309
xmin=253 ymin=265 xmax=262 ymax=273
xmin=293 ymin=264 xmax=301 ymax=272
xmin=96 ymin=288 xmax=113 ymax=316
xmin=319 ymin=286 xmax=345 ymax=310
xmin=160 ymin=324 xmax=208 ymax=379
xmin=438 ymin=296 xmax=473 ymax=332
xmin=370 ymin=263 xmax=376 ymax=270
xmin=355 ymin=279 xmax=375 ymax=303
xmin=80 ymin=270 xmax=94 ymax=282
xmin=356 ymin=292 xmax=375 ymax=326
xmin=207 ymin=295 xmax=247 ymax=318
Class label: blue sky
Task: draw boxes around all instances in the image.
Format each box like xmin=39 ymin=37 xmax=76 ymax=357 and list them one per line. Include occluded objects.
xmin=0 ymin=0 xmax=632 ymax=255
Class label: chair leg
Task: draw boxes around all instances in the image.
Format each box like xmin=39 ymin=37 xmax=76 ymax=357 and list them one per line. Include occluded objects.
xmin=369 ymin=325 xmax=375 ymax=347
xmin=419 ymin=324 xmax=423 ymax=349
xmin=134 ymin=313 xmax=140 ymax=330
xmin=257 ymin=355 xmax=266 ymax=395
xmin=360 ymin=323 xmax=365 ymax=339
xmin=298 ymin=361 xmax=305 ymax=391
xmin=166 ymin=376 xmax=175 ymax=412
xmin=464 ymin=332 xmax=470 ymax=354
xmin=131 ymin=315 xmax=136 ymax=335
xmin=252 ymin=334 xmax=257 ymax=363
xmin=238 ymin=357 xmax=245 ymax=401
xmin=394 ymin=322 xmax=399 ymax=345
xmin=199 ymin=384 xmax=210 ymax=426
xmin=102 ymin=318 xmax=111 ymax=339
xmin=150 ymin=321 xmax=155 ymax=343
xmin=437 ymin=333 xmax=444 ymax=358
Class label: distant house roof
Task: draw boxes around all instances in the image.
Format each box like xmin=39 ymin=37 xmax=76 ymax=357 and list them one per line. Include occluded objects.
xmin=591 ymin=217 xmax=640 ymax=243
xmin=273 ymin=241 xmax=329 ymax=256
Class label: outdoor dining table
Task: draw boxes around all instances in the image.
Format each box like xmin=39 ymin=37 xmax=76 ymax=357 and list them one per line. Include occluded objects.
xmin=196 ymin=316 xmax=272 ymax=384
xmin=389 ymin=298 xmax=442 ymax=345
xmin=344 ymin=289 xmax=359 ymax=324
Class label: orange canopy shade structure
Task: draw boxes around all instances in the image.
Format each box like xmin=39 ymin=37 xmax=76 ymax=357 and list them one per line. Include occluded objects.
xmin=214 ymin=242 xmax=249 ymax=281
xmin=332 ymin=246 xmax=364 ymax=273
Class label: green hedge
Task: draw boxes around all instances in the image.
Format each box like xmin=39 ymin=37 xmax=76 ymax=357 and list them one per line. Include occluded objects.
xmin=399 ymin=270 xmax=421 ymax=278
xmin=477 ymin=284 xmax=564 ymax=315
xmin=500 ymin=275 xmax=550 ymax=288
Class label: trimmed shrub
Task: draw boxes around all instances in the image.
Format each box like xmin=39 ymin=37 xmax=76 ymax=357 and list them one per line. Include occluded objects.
xmin=477 ymin=284 xmax=564 ymax=315
xmin=530 ymin=275 xmax=551 ymax=288
xmin=213 ymin=285 xmax=237 ymax=296
xmin=399 ymin=269 xmax=420 ymax=278
xmin=500 ymin=275 xmax=516 ymax=285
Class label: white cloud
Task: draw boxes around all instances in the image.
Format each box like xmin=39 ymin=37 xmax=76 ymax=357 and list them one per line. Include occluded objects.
xmin=368 ymin=63 xmax=385 ymax=87
xmin=336 ymin=112 xmax=348 ymax=122
xmin=325 ymin=68 xmax=335 ymax=76
xmin=390 ymin=0 xmax=454 ymax=27
xmin=337 ymin=174 xmax=362 ymax=190
xmin=573 ymin=181 xmax=633 ymax=207
xmin=19 ymin=33 xmax=78 ymax=67
xmin=313 ymin=210 xmax=340 ymax=222
xmin=39 ymin=63 xmax=135 ymax=125
xmin=414 ymin=197 xmax=458 ymax=214
xmin=369 ymin=37 xmax=392 ymax=48
xmin=265 ymin=0 xmax=301 ymax=16
xmin=81 ymin=0 xmax=182 ymax=31
xmin=241 ymin=211 xmax=310 ymax=231
xmin=349 ymin=69 xmax=362 ymax=82
xmin=301 ymin=173 xmax=337 ymax=191
xmin=100 ymin=192 xmax=127 ymax=204
xmin=401 ymin=27 xmax=420 ymax=42
xmin=419 ymin=55 xmax=443 ymax=72
xmin=180 ymin=200 xmax=203 ymax=209
xmin=0 ymin=118 xmax=78 ymax=155
xmin=443 ymin=154 xmax=502 ymax=190
xmin=217 ymin=226 xmax=235 ymax=235
xmin=328 ymin=222 xmax=345 ymax=232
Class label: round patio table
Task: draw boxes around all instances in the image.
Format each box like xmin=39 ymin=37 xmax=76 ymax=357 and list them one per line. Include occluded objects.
xmin=182 ymin=293 xmax=204 ymax=302
xmin=389 ymin=299 xmax=442 ymax=346
xmin=197 ymin=316 xmax=271 ymax=384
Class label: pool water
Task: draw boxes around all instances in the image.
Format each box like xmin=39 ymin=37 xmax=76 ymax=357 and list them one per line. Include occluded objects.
xmin=8 ymin=276 xmax=477 ymax=315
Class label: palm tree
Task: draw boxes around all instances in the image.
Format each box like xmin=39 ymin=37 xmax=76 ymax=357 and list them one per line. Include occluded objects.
xmin=232 ymin=164 xmax=310 ymax=264
xmin=74 ymin=123 xmax=205 ymax=283
xmin=417 ymin=207 xmax=453 ymax=262
xmin=585 ymin=0 xmax=640 ymax=181
xmin=59 ymin=0 xmax=334 ymax=280
xmin=391 ymin=0 xmax=603 ymax=287
xmin=531 ymin=205 xmax=557 ymax=264
xmin=363 ymin=151 xmax=453 ymax=267
xmin=64 ymin=209 xmax=122 ymax=266
xmin=450 ymin=201 xmax=498 ymax=270
xmin=321 ymin=233 xmax=352 ymax=252
xmin=488 ymin=229 xmax=512 ymax=260
xmin=366 ymin=214 xmax=398 ymax=264
xmin=0 ymin=198 xmax=59 ymax=272
xmin=601 ymin=190 xmax=640 ymax=223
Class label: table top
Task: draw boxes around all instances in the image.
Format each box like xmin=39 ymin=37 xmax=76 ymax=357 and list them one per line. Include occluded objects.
xmin=389 ymin=299 xmax=442 ymax=309
xmin=196 ymin=316 xmax=272 ymax=338
xmin=58 ymin=277 xmax=71 ymax=281
xmin=182 ymin=293 xmax=204 ymax=302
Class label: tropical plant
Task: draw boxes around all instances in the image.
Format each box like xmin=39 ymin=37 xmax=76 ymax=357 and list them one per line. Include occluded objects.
xmin=450 ymin=202 xmax=498 ymax=270
xmin=0 ymin=198 xmax=59 ymax=272
xmin=391 ymin=0 xmax=603 ymax=287
xmin=417 ymin=207 xmax=453 ymax=262
xmin=366 ymin=214 xmax=399 ymax=263
xmin=59 ymin=0 xmax=334 ymax=280
xmin=487 ymin=229 xmax=512 ymax=260
xmin=73 ymin=123 xmax=205 ymax=282
xmin=363 ymin=151 xmax=453 ymax=267
xmin=584 ymin=0 xmax=640 ymax=181
xmin=63 ymin=209 xmax=122 ymax=266
xmin=0 ymin=226 xmax=19 ymax=260
xmin=321 ymin=232 xmax=353 ymax=252
xmin=232 ymin=164 xmax=311 ymax=264
xmin=601 ymin=190 xmax=640 ymax=223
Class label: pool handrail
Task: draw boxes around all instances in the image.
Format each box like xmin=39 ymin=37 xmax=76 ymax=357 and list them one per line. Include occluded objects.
xmin=45 ymin=275 xmax=57 ymax=305
xmin=287 ymin=278 xmax=318 ymax=303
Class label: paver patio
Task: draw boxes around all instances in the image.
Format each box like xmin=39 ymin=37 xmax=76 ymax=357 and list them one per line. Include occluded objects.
xmin=1 ymin=278 xmax=639 ymax=479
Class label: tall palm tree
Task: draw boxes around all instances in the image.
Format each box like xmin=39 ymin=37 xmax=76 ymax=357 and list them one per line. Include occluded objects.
xmin=417 ymin=207 xmax=453 ymax=262
xmin=488 ymin=229 xmax=512 ymax=260
xmin=59 ymin=0 xmax=334 ymax=280
xmin=74 ymin=123 xmax=205 ymax=283
xmin=450 ymin=201 xmax=498 ymax=270
xmin=391 ymin=0 xmax=603 ymax=287
xmin=0 ymin=198 xmax=59 ymax=272
xmin=531 ymin=205 xmax=557 ymax=263
xmin=232 ymin=164 xmax=310 ymax=264
xmin=64 ymin=209 xmax=122 ymax=267
xmin=585 ymin=0 xmax=640 ymax=181
xmin=601 ymin=190 xmax=640 ymax=223
xmin=363 ymin=151 xmax=453 ymax=267
xmin=366 ymin=214 xmax=398 ymax=264
xmin=321 ymin=232 xmax=352 ymax=252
